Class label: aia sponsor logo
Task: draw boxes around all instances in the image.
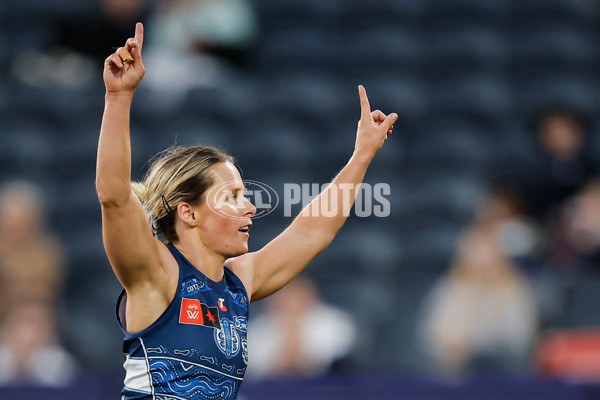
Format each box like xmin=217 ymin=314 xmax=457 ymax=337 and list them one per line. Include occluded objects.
xmin=179 ymin=298 xmax=221 ymax=329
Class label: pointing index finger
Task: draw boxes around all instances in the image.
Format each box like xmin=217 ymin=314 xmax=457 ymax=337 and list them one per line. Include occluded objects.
xmin=135 ymin=22 xmax=144 ymax=52
xmin=358 ymin=85 xmax=372 ymax=120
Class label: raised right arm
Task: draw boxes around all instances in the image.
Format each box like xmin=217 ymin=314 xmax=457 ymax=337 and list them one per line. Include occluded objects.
xmin=96 ymin=23 xmax=171 ymax=291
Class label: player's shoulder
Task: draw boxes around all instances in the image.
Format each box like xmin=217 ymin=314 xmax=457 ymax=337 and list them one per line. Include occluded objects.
xmin=225 ymin=253 xmax=255 ymax=299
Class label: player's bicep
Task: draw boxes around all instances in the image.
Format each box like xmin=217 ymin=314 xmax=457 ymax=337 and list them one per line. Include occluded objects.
xmin=101 ymin=191 xmax=163 ymax=288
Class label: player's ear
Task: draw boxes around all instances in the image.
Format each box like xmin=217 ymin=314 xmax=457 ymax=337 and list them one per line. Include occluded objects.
xmin=178 ymin=202 xmax=198 ymax=226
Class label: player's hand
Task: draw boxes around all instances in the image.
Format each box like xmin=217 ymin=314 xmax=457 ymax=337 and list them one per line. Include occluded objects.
xmin=354 ymin=85 xmax=397 ymax=158
xmin=103 ymin=22 xmax=145 ymax=95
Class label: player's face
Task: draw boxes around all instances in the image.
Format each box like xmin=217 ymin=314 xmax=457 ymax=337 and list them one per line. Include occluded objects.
xmin=196 ymin=162 xmax=256 ymax=258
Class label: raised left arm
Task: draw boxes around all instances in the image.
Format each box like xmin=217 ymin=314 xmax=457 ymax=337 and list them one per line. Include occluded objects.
xmin=229 ymin=85 xmax=397 ymax=301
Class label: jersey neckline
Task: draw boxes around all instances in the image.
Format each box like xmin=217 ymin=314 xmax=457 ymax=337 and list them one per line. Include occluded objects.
xmin=167 ymin=243 xmax=228 ymax=293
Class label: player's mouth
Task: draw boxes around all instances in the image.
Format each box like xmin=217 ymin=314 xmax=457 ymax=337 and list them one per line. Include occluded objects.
xmin=238 ymin=223 xmax=252 ymax=234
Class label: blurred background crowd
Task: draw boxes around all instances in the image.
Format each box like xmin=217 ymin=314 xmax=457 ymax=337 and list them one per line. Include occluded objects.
xmin=1 ymin=0 xmax=600 ymax=394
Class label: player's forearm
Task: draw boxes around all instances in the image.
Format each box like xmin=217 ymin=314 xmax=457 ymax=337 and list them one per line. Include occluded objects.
xmin=96 ymin=92 xmax=135 ymax=206
xmin=291 ymin=150 xmax=373 ymax=244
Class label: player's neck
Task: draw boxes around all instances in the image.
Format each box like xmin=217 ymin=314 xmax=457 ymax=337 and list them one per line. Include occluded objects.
xmin=174 ymin=240 xmax=225 ymax=282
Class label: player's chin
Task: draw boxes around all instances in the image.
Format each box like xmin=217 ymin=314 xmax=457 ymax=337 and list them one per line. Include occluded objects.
xmin=231 ymin=242 xmax=250 ymax=257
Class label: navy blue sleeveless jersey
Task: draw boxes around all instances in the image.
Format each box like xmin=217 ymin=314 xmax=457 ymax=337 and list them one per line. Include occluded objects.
xmin=116 ymin=244 xmax=249 ymax=400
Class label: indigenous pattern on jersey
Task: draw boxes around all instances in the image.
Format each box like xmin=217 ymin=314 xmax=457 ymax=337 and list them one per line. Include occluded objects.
xmin=116 ymin=244 xmax=249 ymax=400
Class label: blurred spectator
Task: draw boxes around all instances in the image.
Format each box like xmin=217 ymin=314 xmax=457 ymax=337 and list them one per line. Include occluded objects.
xmin=0 ymin=300 xmax=77 ymax=386
xmin=0 ymin=181 xmax=65 ymax=311
xmin=517 ymin=106 xmax=597 ymax=223
xmin=19 ymin=0 xmax=258 ymax=90
xmin=548 ymin=179 xmax=600 ymax=272
xmin=247 ymin=276 xmax=356 ymax=379
xmin=13 ymin=0 xmax=151 ymax=87
xmin=474 ymin=182 xmax=544 ymax=271
xmin=147 ymin=0 xmax=257 ymax=64
xmin=142 ymin=0 xmax=258 ymax=92
xmin=0 ymin=182 xmax=74 ymax=386
xmin=538 ymin=179 xmax=600 ymax=330
xmin=54 ymin=0 xmax=150 ymax=65
xmin=419 ymin=225 xmax=538 ymax=376
xmin=474 ymin=184 xmax=567 ymax=331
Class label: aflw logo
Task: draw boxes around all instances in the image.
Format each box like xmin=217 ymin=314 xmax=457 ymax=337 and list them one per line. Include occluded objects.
xmin=179 ymin=298 xmax=221 ymax=329
xmin=207 ymin=180 xmax=279 ymax=219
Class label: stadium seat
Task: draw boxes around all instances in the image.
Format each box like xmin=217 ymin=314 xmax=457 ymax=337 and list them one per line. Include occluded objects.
xmin=510 ymin=0 xmax=598 ymax=22
xmin=252 ymin=0 xmax=343 ymax=31
xmin=254 ymin=27 xmax=343 ymax=76
xmin=426 ymin=75 xmax=513 ymax=123
xmin=402 ymin=172 xmax=484 ymax=227
xmin=338 ymin=30 xmax=424 ymax=81
xmin=0 ymin=119 xmax=58 ymax=181
xmin=511 ymin=26 xmax=597 ymax=79
xmin=429 ymin=0 xmax=509 ymax=14
xmin=340 ymin=0 xmax=427 ymax=30
xmin=424 ymin=28 xmax=510 ymax=78
xmin=514 ymin=77 xmax=599 ymax=117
